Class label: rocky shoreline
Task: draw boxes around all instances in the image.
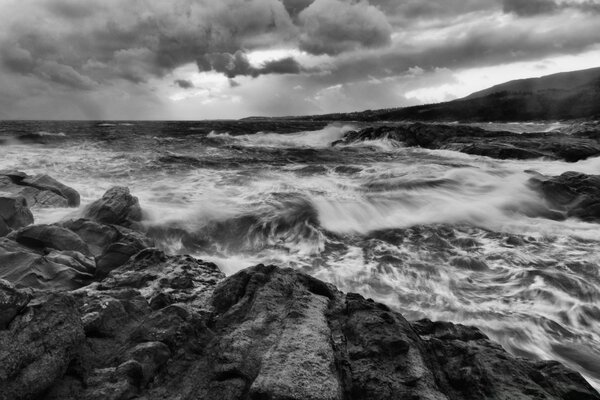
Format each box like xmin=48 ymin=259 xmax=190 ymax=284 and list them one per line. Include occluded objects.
xmin=332 ymin=123 xmax=600 ymax=162
xmin=1 ymin=170 xmax=600 ymax=399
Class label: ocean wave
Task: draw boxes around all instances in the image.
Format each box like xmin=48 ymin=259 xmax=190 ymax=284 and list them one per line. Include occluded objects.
xmin=207 ymin=124 xmax=356 ymax=148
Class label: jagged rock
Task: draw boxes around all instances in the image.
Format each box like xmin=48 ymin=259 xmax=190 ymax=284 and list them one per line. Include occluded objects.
xmin=0 ymin=196 xmax=34 ymax=236
xmin=44 ymin=250 xmax=224 ymax=399
xmin=0 ymin=293 xmax=85 ymax=400
xmin=98 ymin=248 xmax=223 ymax=308
xmin=530 ymin=172 xmax=600 ymax=222
xmin=83 ymin=187 xmax=143 ymax=227
xmin=0 ymin=171 xmax=79 ymax=208
xmin=14 ymin=224 xmax=92 ymax=256
xmin=0 ymin=279 xmax=30 ymax=329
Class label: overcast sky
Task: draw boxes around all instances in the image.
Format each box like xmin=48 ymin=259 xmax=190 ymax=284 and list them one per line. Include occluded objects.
xmin=1 ymin=0 xmax=599 ymax=120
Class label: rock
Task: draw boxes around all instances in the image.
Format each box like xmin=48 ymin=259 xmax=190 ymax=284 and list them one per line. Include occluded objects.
xmin=14 ymin=224 xmax=92 ymax=256
xmin=99 ymin=248 xmax=223 ymax=308
xmin=0 ymin=237 xmax=95 ymax=290
xmin=0 ymin=196 xmax=34 ymax=236
xmin=62 ymin=219 xmax=120 ymax=257
xmin=125 ymin=341 xmax=171 ymax=385
xmin=83 ymin=186 xmax=143 ymax=227
xmin=332 ymin=123 xmax=600 ymax=162
xmin=0 ymin=279 xmax=30 ymax=329
xmin=0 ymin=293 xmax=85 ymax=400
xmin=0 ymin=171 xmax=79 ymax=208
xmin=30 ymin=262 xmax=600 ymax=400
xmin=21 ymin=174 xmax=80 ymax=207
xmin=412 ymin=319 xmax=600 ymax=400
xmin=95 ymin=226 xmax=154 ymax=278
xmin=44 ymin=251 xmax=224 ymax=399
xmin=530 ymin=172 xmax=600 ymax=222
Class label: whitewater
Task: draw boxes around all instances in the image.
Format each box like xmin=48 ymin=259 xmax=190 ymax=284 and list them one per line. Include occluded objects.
xmin=1 ymin=120 xmax=599 ymax=389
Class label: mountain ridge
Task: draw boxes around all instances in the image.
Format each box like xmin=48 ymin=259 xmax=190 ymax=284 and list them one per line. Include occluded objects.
xmin=245 ymin=66 xmax=600 ymax=122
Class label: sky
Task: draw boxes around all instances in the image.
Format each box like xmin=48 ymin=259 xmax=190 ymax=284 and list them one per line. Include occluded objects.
xmin=0 ymin=0 xmax=599 ymax=120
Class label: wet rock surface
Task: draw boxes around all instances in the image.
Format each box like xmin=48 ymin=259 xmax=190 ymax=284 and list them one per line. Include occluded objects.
xmin=83 ymin=186 xmax=143 ymax=228
xmin=332 ymin=123 xmax=600 ymax=162
xmin=0 ymin=195 xmax=33 ymax=236
xmin=0 ymin=171 xmax=80 ymax=208
xmin=530 ymin=171 xmax=600 ymax=222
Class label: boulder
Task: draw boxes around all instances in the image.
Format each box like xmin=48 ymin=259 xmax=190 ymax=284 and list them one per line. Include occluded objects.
xmin=0 ymin=279 xmax=30 ymax=329
xmin=95 ymin=226 xmax=154 ymax=279
xmin=0 ymin=171 xmax=79 ymax=208
xmin=62 ymin=219 xmax=120 ymax=257
xmin=21 ymin=174 xmax=80 ymax=207
xmin=530 ymin=172 xmax=600 ymax=222
xmin=0 ymin=196 xmax=34 ymax=236
xmin=0 ymin=293 xmax=85 ymax=400
xmin=83 ymin=186 xmax=143 ymax=227
xmin=0 ymin=237 xmax=95 ymax=290
xmin=14 ymin=224 xmax=92 ymax=256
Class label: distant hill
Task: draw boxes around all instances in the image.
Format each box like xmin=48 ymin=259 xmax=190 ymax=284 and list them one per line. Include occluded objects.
xmin=263 ymin=67 xmax=600 ymax=122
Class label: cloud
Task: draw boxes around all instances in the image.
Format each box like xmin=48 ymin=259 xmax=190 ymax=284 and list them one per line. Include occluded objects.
xmin=199 ymin=50 xmax=307 ymax=77
xmin=0 ymin=0 xmax=599 ymax=119
xmin=503 ymin=0 xmax=557 ymax=15
xmin=298 ymin=0 xmax=393 ymax=55
xmin=175 ymin=79 xmax=194 ymax=89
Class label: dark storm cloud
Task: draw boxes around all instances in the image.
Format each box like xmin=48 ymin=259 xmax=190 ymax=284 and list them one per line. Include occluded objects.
xmin=175 ymin=79 xmax=194 ymax=89
xmin=503 ymin=0 xmax=557 ymax=15
xmin=199 ymin=51 xmax=307 ymax=78
xmin=0 ymin=0 xmax=599 ymax=119
xmin=281 ymin=0 xmax=315 ymax=16
xmin=297 ymin=0 xmax=393 ymax=55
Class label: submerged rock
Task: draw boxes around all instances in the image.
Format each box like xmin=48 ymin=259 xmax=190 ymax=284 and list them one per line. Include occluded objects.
xmin=530 ymin=172 xmax=600 ymax=222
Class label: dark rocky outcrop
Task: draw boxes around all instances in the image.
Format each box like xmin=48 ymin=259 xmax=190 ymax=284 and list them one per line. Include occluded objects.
xmin=0 ymin=196 xmax=33 ymax=236
xmin=0 ymin=279 xmax=30 ymax=329
xmin=14 ymin=224 xmax=92 ymax=256
xmin=530 ymin=172 xmax=600 ymax=222
xmin=0 ymin=237 xmax=95 ymax=290
xmin=0 ymin=171 xmax=80 ymax=208
xmin=35 ymin=263 xmax=600 ymax=399
xmin=0 ymin=183 xmax=597 ymax=400
xmin=83 ymin=186 xmax=143 ymax=228
xmin=332 ymin=123 xmax=600 ymax=162
xmin=0 ymin=293 xmax=85 ymax=400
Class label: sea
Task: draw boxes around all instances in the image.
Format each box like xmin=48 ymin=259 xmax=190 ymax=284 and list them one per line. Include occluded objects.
xmin=1 ymin=120 xmax=599 ymax=389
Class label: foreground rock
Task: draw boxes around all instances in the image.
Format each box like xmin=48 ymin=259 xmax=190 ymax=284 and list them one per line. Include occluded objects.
xmin=0 ymin=195 xmax=33 ymax=236
xmin=0 ymin=186 xmax=153 ymax=289
xmin=332 ymin=123 xmax=600 ymax=162
xmin=0 ymin=293 xmax=85 ymax=400
xmin=530 ymin=172 xmax=600 ymax=222
xmin=10 ymin=261 xmax=592 ymax=400
xmin=0 ymin=171 xmax=80 ymax=208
